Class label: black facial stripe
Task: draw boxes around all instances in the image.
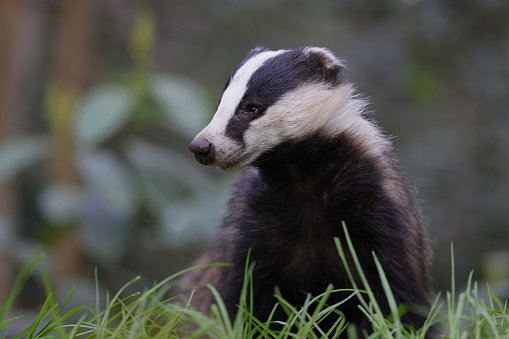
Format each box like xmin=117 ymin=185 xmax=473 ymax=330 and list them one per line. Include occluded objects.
xmin=224 ymin=101 xmax=267 ymax=143
xmin=224 ymin=114 xmax=251 ymax=144
xmin=244 ymin=48 xmax=343 ymax=108
xmin=224 ymin=47 xmax=344 ymax=143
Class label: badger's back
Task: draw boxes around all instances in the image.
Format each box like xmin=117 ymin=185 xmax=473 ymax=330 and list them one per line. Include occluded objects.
xmin=185 ymin=47 xmax=434 ymax=337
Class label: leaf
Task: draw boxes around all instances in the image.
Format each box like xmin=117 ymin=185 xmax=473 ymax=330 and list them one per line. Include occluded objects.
xmin=150 ymin=74 xmax=210 ymax=138
xmin=74 ymin=84 xmax=135 ymax=148
xmin=125 ymin=138 xmax=213 ymax=195
xmin=0 ymin=137 xmax=52 ymax=182
xmin=38 ymin=184 xmax=83 ymax=225
xmin=77 ymin=150 xmax=137 ymax=219
xmin=159 ymin=204 xmax=193 ymax=249
xmin=124 ymin=139 xmax=226 ymax=246
xmin=76 ymin=151 xmax=137 ymax=261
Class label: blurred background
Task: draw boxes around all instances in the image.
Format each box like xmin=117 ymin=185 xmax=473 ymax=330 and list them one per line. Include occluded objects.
xmin=1 ymin=0 xmax=508 ymax=317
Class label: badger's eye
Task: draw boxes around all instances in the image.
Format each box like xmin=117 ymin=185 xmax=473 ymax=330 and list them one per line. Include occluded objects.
xmin=246 ymin=105 xmax=258 ymax=113
xmin=242 ymin=104 xmax=261 ymax=118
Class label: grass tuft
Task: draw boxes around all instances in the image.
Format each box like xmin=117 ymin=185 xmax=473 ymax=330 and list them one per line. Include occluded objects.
xmin=1 ymin=237 xmax=508 ymax=338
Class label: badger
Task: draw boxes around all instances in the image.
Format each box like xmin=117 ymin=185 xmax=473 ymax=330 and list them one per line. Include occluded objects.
xmin=184 ymin=46 xmax=434 ymax=336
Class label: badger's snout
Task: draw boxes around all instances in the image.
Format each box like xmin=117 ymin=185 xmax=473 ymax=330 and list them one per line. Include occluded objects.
xmin=189 ymin=138 xmax=215 ymax=165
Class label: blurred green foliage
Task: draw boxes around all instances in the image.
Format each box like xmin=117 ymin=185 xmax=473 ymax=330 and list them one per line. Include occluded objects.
xmin=0 ymin=138 xmax=51 ymax=183
xmin=50 ymin=8 xmax=226 ymax=264
xmin=0 ymin=4 xmax=230 ymax=278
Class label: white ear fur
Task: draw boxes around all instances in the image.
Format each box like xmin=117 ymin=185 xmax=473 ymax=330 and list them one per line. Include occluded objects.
xmin=304 ymin=47 xmax=345 ymax=70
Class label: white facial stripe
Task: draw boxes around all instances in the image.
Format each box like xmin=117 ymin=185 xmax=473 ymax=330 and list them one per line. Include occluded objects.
xmin=240 ymin=81 xmax=386 ymax=159
xmin=326 ymin=90 xmax=389 ymax=158
xmin=264 ymin=83 xmax=352 ymax=140
xmin=230 ymin=83 xmax=356 ymax=168
xmin=196 ymin=49 xmax=286 ymax=141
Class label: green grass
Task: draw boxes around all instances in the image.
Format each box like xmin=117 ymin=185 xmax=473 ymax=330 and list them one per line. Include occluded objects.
xmin=1 ymin=234 xmax=508 ymax=338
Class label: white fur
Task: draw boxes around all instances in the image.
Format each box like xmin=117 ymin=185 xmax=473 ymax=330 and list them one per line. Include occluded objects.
xmin=303 ymin=47 xmax=345 ymax=70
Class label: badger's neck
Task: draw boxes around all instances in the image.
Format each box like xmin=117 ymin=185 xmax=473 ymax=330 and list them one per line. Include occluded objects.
xmin=250 ymin=116 xmax=419 ymax=243
xmin=255 ymin=109 xmax=405 ymax=209
xmin=256 ymin=127 xmax=388 ymax=205
xmin=245 ymin=124 xmax=426 ymax=287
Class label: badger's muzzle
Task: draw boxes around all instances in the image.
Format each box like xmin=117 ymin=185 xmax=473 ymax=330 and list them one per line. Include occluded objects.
xmin=189 ymin=138 xmax=215 ymax=165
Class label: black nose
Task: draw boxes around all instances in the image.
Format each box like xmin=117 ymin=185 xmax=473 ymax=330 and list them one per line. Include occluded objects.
xmin=189 ymin=138 xmax=215 ymax=165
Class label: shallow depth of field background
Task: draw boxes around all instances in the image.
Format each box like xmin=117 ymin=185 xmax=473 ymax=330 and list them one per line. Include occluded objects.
xmin=1 ymin=0 xmax=508 ymax=317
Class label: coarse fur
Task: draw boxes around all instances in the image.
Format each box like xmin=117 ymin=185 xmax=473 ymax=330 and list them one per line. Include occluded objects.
xmin=183 ymin=47 xmax=434 ymax=337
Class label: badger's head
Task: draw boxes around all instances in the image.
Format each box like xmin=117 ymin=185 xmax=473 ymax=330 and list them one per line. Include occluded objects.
xmin=189 ymin=46 xmax=358 ymax=171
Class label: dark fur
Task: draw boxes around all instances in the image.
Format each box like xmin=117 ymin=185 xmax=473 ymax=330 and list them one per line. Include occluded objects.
xmin=183 ymin=132 xmax=433 ymax=336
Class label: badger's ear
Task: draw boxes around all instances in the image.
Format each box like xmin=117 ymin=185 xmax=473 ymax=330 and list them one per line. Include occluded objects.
xmin=246 ymin=46 xmax=268 ymax=59
xmin=304 ymin=47 xmax=346 ymax=86
xmin=236 ymin=47 xmax=269 ymax=68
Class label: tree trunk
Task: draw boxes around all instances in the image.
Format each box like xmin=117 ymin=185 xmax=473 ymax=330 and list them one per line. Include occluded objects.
xmin=0 ymin=0 xmax=47 ymax=303
xmin=49 ymin=0 xmax=96 ymax=279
